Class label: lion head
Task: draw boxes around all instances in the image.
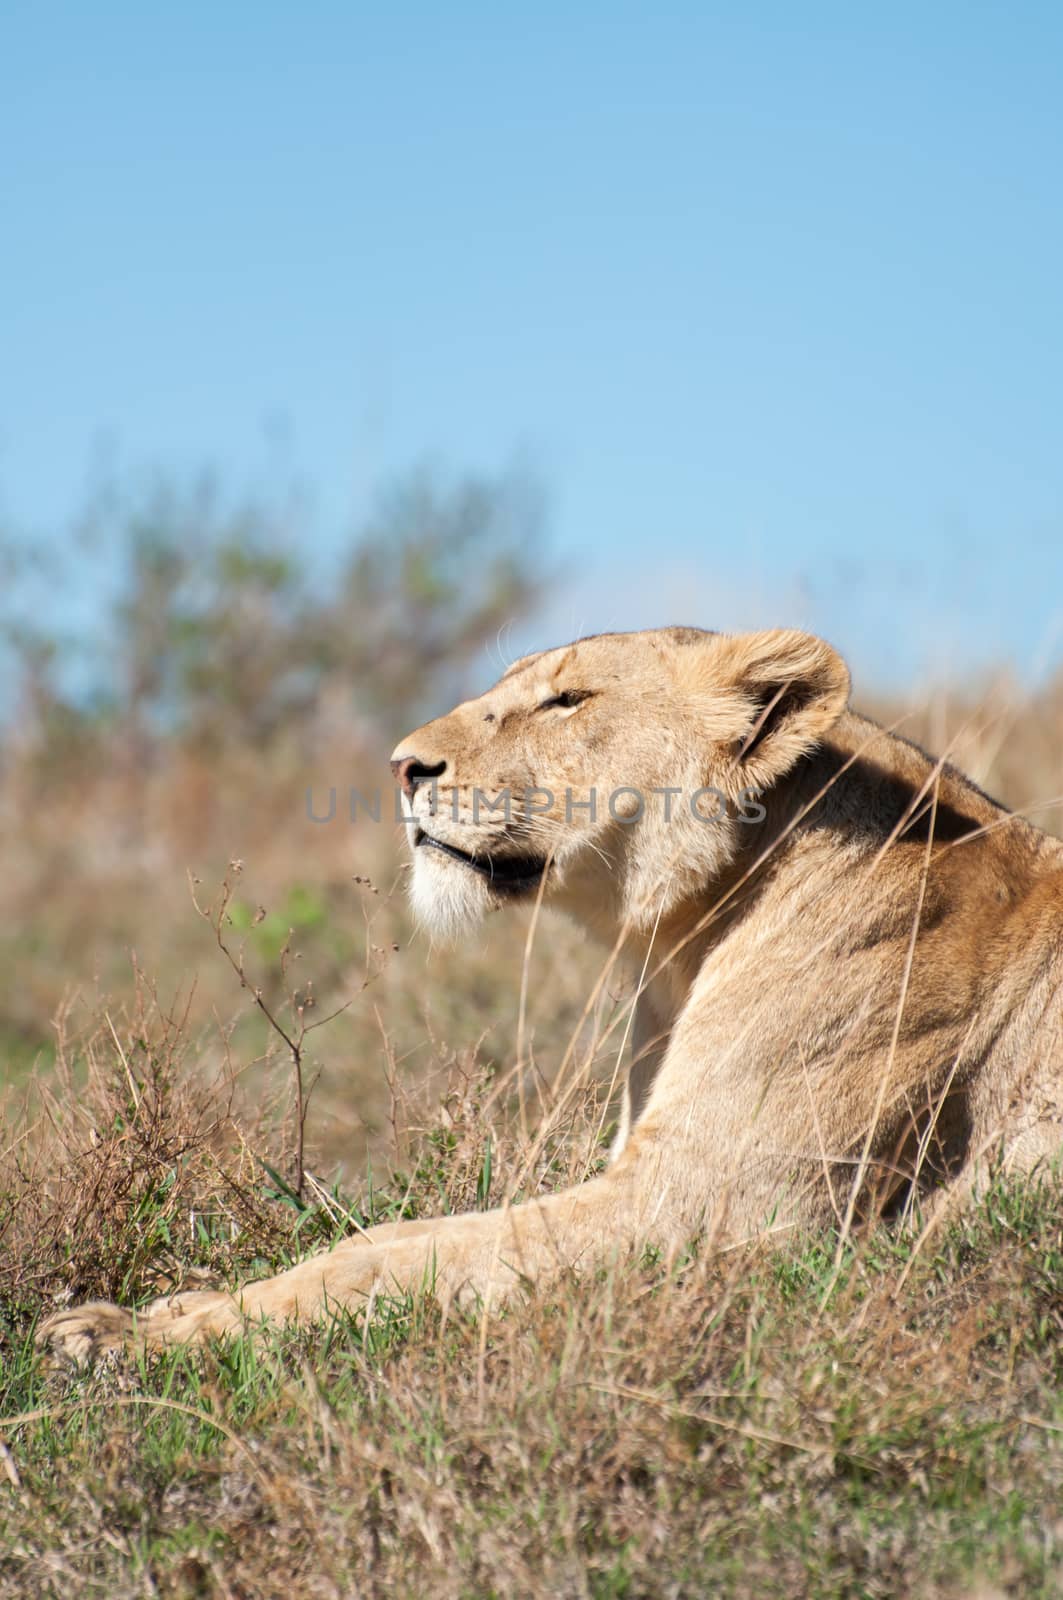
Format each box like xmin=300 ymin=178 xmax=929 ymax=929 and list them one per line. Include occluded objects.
xmin=391 ymin=627 xmax=850 ymax=940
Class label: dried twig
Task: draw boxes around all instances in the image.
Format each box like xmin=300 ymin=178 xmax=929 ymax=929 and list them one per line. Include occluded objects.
xmin=191 ymin=863 xmax=315 ymax=1202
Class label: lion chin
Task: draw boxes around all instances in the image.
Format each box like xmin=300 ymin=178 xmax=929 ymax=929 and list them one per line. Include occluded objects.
xmin=408 ymin=848 xmax=495 ymax=941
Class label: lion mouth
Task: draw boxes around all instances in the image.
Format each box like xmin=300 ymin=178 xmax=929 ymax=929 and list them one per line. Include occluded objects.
xmin=414 ymin=828 xmax=547 ymax=892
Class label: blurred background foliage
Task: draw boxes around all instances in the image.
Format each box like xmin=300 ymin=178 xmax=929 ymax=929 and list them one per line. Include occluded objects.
xmin=0 ymin=462 xmax=615 ymax=1175
xmin=2 ymin=461 xmax=548 ymax=752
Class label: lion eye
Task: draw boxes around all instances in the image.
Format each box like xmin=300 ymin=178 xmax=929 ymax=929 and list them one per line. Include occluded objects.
xmin=537 ymin=689 xmax=592 ymax=711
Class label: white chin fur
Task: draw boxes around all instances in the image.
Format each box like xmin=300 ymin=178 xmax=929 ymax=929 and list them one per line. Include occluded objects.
xmin=408 ymin=850 xmax=493 ymax=941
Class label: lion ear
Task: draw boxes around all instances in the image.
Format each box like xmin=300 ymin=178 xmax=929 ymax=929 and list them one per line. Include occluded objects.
xmin=683 ymin=629 xmax=851 ymax=788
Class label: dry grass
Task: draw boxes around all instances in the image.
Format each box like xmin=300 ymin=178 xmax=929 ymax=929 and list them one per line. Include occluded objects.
xmin=0 ymin=723 xmax=615 ymax=1179
xmin=0 ymin=994 xmax=1060 ymax=1598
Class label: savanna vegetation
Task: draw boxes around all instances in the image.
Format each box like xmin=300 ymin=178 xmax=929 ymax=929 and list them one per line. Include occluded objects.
xmin=1 ymin=471 xmax=1061 ymax=1597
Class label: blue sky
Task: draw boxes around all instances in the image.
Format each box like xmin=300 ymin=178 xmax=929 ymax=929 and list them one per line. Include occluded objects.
xmin=2 ymin=2 xmax=1062 ymax=689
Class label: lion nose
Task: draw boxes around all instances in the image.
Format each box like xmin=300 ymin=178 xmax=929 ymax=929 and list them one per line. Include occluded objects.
xmin=390 ymin=755 xmax=447 ymax=799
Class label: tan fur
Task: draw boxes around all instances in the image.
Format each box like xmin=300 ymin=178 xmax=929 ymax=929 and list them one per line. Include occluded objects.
xmin=40 ymin=627 xmax=1063 ymax=1362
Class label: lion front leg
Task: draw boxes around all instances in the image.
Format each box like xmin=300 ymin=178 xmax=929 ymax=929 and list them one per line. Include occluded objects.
xmin=38 ymin=1166 xmax=652 ymax=1362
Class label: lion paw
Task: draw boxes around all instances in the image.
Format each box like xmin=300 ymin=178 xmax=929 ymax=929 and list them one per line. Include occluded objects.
xmin=36 ymin=1301 xmax=137 ymax=1366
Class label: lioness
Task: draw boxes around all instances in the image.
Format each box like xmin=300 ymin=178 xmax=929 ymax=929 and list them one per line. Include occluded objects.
xmin=41 ymin=627 xmax=1063 ymax=1360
